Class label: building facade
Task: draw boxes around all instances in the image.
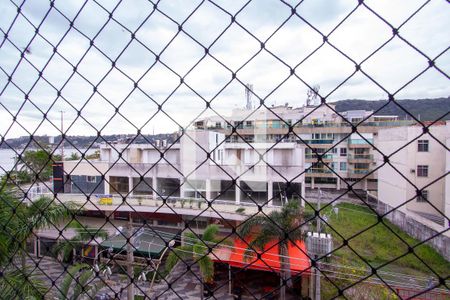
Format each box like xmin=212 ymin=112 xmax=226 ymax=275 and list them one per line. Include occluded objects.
xmin=61 ymin=130 xmax=305 ymax=209
xmin=377 ymin=121 xmax=450 ymax=227
xmin=195 ymin=103 xmax=413 ymax=192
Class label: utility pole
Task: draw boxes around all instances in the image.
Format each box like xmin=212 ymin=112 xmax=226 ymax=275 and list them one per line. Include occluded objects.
xmin=315 ymin=188 xmax=322 ymax=300
xmin=60 ymin=110 xmax=65 ymax=161
xmin=126 ymin=214 xmax=135 ymax=300
xmin=317 ymin=188 xmax=322 ymax=233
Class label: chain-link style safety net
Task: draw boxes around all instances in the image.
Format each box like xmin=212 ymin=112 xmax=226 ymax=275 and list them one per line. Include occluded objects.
xmin=0 ymin=0 xmax=449 ymax=299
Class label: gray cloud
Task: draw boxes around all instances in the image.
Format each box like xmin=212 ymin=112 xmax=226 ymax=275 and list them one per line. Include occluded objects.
xmin=0 ymin=0 xmax=449 ymax=138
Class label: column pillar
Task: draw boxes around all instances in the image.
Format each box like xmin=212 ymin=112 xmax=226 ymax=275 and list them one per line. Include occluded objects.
xmin=152 ymin=176 xmax=158 ymax=199
xmin=363 ymin=179 xmax=368 ymax=191
xmin=336 ymin=178 xmax=341 ymax=190
xmin=268 ymin=180 xmax=273 ymax=207
xmin=179 ymin=178 xmax=185 ymax=199
xmin=128 ymin=176 xmax=134 ymax=196
xmin=206 ymin=179 xmax=212 ymax=201
xmin=235 ymin=180 xmax=241 ymax=205
xmin=104 ymin=175 xmax=110 ymax=194
xmin=311 ymin=177 xmax=315 ymax=190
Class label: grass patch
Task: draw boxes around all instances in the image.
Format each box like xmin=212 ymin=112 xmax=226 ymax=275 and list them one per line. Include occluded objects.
xmin=304 ymin=202 xmax=449 ymax=298
xmin=306 ymin=202 xmax=449 ymax=276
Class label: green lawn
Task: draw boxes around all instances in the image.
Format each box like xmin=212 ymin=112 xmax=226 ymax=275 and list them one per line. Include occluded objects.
xmin=304 ymin=202 xmax=449 ymax=298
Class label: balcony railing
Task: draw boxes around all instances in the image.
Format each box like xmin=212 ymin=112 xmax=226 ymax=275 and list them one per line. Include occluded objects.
xmin=203 ymin=120 xmax=415 ymax=131
xmin=305 ymin=153 xmax=334 ymax=160
xmin=306 ymin=168 xmax=333 ymax=174
xmin=49 ymin=193 xmax=284 ymax=220
xmin=304 ymin=139 xmax=335 ymax=145
xmin=349 ymin=168 xmax=371 ymax=174
xmin=348 ymin=139 xmax=374 ymax=145
xmin=348 ymin=154 xmax=373 ymax=160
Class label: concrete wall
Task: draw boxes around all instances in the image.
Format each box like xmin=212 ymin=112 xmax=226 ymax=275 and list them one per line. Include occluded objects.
xmin=70 ymin=175 xmax=104 ymax=194
xmin=445 ymin=122 xmax=450 ymax=228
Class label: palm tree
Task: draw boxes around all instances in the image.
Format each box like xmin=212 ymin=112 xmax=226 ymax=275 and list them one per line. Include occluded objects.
xmin=237 ymin=200 xmax=309 ymax=300
xmin=0 ymin=186 xmax=78 ymax=299
xmin=58 ymin=263 xmax=104 ymax=300
xmin=53 ymin=220 xmax=109 ymax=263
xmin=166 ymin=224 xmax=226 ymax=299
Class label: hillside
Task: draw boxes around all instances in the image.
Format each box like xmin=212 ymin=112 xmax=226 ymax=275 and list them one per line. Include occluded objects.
xmin=0 ymin=133 xmax=177 ymax=149
xmin=332 ymin=97 xmax=450 ymax=121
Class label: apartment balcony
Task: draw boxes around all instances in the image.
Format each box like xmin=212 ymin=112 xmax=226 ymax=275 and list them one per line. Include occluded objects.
xmin=306 ymin=168 xmax=334 ymax=177
xmin=305 ymin=153 xmax=334 ymax=163
xmin=348 ymin=168 xmax=375 ymax=178
xmin=348 ymin=139 xmax=373 ymax=148
xmin=348 ymin=154 xmax=373 ymax=163
xmin=302 ymin=139 xmax=335 ymax=148
xmin=297 ymin=120 xmax=414 ymax=129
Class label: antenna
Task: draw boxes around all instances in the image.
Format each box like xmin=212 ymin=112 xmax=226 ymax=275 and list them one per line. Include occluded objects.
xmin=245 ymin=83 xmax=254 ymax=110
xmin=306 ymin=85 xmax=320 ymax=106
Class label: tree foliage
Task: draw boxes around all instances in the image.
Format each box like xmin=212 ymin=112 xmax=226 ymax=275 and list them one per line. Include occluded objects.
xmin=53 ymin=220 xmax=108 ymax=263
xmin=19 ymin=149 xmax=61 ymax=181
xmin=166 ymin=224 xmax=227 ymax=284
xmin=237 ymin=200 xmax=309 ymax=300
xmin=59 ymin=263 xmax=104 ymax=300
xmin=0 ymin=189 xmax=78 ymax=299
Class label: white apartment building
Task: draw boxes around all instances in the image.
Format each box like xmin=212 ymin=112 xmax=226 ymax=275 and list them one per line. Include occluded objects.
xmin=196 ymin=103 xmax=412 ymax=192
xmin=377 ymin=121 xmax=450 ymax=228
xmin=60 ymin=130 xmax=305 ymax=210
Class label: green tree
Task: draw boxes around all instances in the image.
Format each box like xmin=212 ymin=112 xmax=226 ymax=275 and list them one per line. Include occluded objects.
xmin=58 ymin=263 xmax=104 ymax=300
xmin=53 ymin=220 xmax=108 ymax=263
xmin=67 ymin=152 xmax=81 ymax=161
xmin=0 ymin=188 xmax=78 ymax=299
xmin=85 ymin=150 xmax=100 ymax=160
xmin=166 ymin=224 xmax=227 ymax=298
xmin=237 ymin=201 xmax=309 ymax=300
xmin=19 ymin=149 xmax=61 ymax=181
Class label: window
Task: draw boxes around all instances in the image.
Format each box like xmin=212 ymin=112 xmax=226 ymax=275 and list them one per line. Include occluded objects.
xmin=418 ymin=140 xmax=429 ymax=152
xmin=340 ymin=162 xmax=347 ymax=171
xmin=340 ymin=148 xmax=347 ymax=157
xmin=417 ymin=165 xmax=428 ymax=177
xmin=417 ymin=190 xmax=429 ymax=202
xmin=86 ymin=176 xmax=96 ymax=183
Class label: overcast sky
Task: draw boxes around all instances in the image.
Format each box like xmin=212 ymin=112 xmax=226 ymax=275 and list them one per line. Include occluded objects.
xmin=0 ymin=0 xmax=449 ymax=138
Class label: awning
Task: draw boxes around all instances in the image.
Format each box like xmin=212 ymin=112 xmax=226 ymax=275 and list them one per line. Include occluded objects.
xmin=212 ymin=237 xmax=310 ymax=275
xmin=101 ymin=229 xmax=178 ymax=258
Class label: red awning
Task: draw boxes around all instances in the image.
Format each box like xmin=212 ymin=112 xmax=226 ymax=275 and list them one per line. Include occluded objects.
xmin=212 ymin=237 xmax=310 ymax=275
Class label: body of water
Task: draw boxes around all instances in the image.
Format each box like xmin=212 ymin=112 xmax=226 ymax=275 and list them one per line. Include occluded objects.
xmin=0 ymin=148 xmax=98 ymax=175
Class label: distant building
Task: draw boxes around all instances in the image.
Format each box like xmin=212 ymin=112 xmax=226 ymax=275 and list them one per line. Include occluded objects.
xmin=195 ymin=103 xmax=413 ymax=192
xmin=62 ymin=130 xmax=305 ymax=206
xmin=377 ymin=121 xmax=450 ymax=228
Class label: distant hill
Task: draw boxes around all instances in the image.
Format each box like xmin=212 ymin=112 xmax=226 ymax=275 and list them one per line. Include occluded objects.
xmin=0 ymin=133 xmax=177 ymax=150
xmin=331 ymin=97 xmax=450 ymax=121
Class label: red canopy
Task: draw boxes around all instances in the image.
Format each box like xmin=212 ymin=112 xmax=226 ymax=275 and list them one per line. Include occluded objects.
xmin=212 ymin=238 xmax=310 ymax=275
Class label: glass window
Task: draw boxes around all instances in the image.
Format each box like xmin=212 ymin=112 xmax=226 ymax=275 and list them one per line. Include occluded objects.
xmin=417 ymin=165 xmax=428 ymax=177
xmin=340 ymin=148 xmax=347 ymax=157
xmin=340 ymin=162 xmax=347 ymax=171
xmin=418 ymin=140 xmax=429 ymax=152
xmin=86 ymin=176 xmax=97 ymax=183
xmin=417 ymin=190 xmax=428 ymax=202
